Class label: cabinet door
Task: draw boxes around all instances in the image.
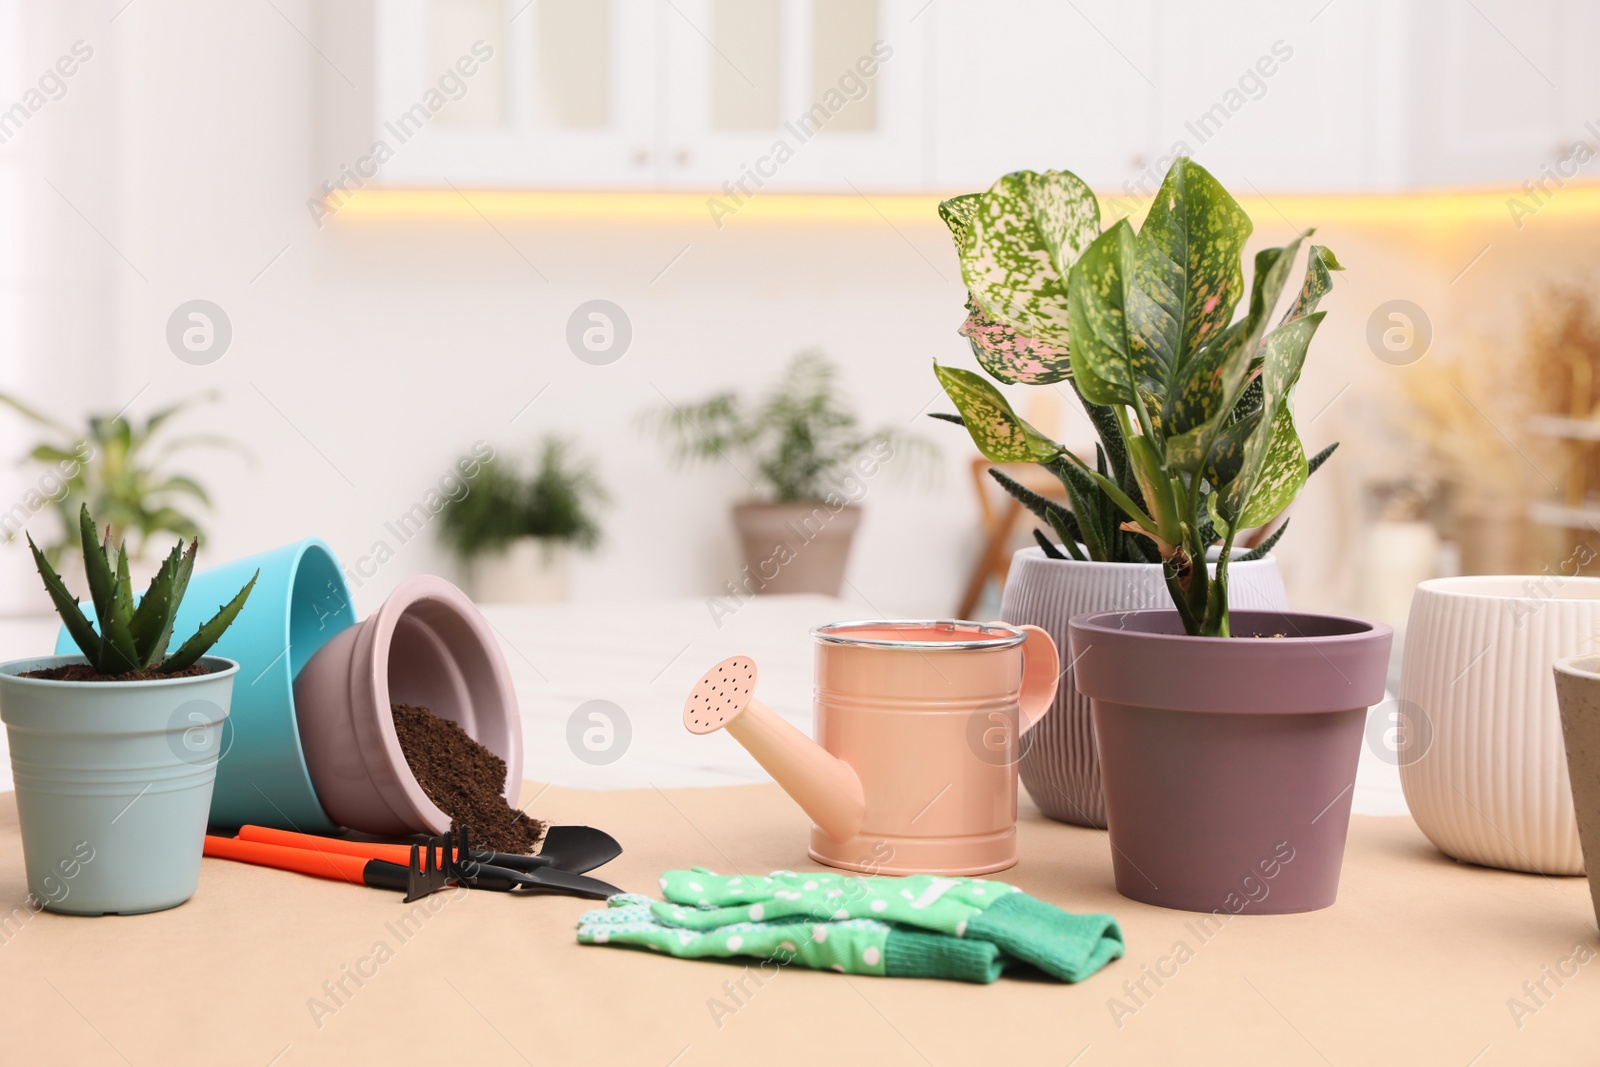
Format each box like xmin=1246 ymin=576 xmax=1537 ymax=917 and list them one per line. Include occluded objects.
xmin=929 ymin=0 xmax=1158 ymax=196
xmin=1403 ymin=0 xmax=1574 ymax=187
xmin=374 ymin=0 xmax=660 ymax=187
xmin=660 ymin=0 xmax=928 ymax=191
xmin=1149 ymin=0 xmax=1376 ymax=193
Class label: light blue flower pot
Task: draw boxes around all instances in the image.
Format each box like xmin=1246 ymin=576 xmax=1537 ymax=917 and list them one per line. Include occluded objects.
xmin=57 ymin=539 xmax=357 ymax=831
xmin=0 ymin=655 xmax=237 ymax=915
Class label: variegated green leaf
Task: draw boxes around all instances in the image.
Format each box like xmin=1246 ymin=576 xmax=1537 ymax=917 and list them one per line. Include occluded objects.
xmin=958 ymin=301 xmax=1073 ymax=384
xmin=1233 ymin=405 xmax=1307 ymax=530
xmin=1135 ymin=158 xmax=1252 ymax=383
xmin=1066 ymin=220 xmax=1153 ymax=408
xmin=1217 ymin=311 xmax=1324 ymax=524
xmin=932 ymin=363 xmax=1060 ymax=464
xmin=938 ymin=194 xmax=982 ymax=242
xmin=1161 ymin=235 xmax=1306 ymax=467
xmin=1278 ymin=244 xmax=1342 ymax=327
xmin=961 ymin=170 xmax=1100 ymax=346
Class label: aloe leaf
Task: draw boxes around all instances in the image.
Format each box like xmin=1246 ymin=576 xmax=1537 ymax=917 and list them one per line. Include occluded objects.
xmin=150 ymin=539 xmax=197 ymax=663
xmin=988 ymin=465 xmax=1103 ymax=559
xmin=1237 ymin=518 xmax=1291 ymax=562
xmin=1032 ymin=527 xmax=1070 ymax=560
xmin=128 ymin=543 xmax=182 ymax=664
xmin=97 ymin=542 xmax=141 ymax=673
xmin=159 ymin=571 xmax=257 ymax=673
xmin=78 ymin=505 xmax=117 ymax=628
xmin=958 ymin=301 xmax=1073 ymax=384
xmin=960 ymin=170 xmax=1099 ymax=347
xmin=932 ymin=363 xmax=1060 ymax=464
xmin=26 ymin=534 xmax=100 ymax=664
xmin=1307 ymin=441 xmax=1338 ymax=476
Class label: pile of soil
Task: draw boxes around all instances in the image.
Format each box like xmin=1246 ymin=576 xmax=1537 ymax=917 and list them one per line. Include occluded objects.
xmin=21 ymin=663 xmax=212 ymax=682
xmin=391 ymin=702 xmax=545 ymax=854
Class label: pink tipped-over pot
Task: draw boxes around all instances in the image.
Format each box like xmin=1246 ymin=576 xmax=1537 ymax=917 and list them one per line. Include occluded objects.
xmin=293 ymin=575 xmax=522 ymax=836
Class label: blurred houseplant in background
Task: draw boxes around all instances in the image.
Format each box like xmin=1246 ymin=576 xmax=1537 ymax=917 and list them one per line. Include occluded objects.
xmin=929 ymin=167 xmax=1321 ymax=825
xmin=1394 ymin=287 xmax=1600 ymax=575
xmin=438 ymin=437 xmax=606 ymax=604
xmin=0 ymin=391 xmax=242 ymax=578
xmin=646 ymin=350 xmax=932 ymax=597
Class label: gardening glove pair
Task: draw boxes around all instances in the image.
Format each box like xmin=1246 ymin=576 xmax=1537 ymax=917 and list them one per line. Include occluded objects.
xmin=576 ymin=868 xmax=1124 ymax=984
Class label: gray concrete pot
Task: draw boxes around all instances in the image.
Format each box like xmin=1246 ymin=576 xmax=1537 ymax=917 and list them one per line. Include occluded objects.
xmin=1000 ymin=548 xmax=1287 ymax=828
xmin=732 ymin=502 xmax=861 ymax=596
xmin=1070 ymin=609 xmax=1392 ymax=914
xmin=1552 ymin=654 xmax=1600 ymax=933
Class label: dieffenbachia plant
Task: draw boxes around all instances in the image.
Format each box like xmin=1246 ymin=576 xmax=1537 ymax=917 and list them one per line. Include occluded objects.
xmin=27 ymin=503 xmax=256 ymax=675
xmin=935 ymin=157 xmax=1340 ymax=637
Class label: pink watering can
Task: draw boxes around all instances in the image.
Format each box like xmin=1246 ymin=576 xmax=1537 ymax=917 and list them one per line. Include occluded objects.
xmin=683 ymin=620 xmax=1059 ymax=875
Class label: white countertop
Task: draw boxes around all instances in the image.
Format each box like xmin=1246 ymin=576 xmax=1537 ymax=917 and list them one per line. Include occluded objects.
xmin=0 ymin=597 xmax=1409 ymax=815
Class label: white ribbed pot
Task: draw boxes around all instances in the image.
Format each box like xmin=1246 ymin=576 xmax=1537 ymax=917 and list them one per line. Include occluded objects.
xmin=999 ymin=546 xmax=1289 ymax=827
xmin=1399 ymin=575 xmax=1600 ymax=875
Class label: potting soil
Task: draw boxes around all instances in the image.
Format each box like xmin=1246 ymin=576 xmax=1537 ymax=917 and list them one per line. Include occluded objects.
xmin=391 ymin=702 xmax=545 ymax=853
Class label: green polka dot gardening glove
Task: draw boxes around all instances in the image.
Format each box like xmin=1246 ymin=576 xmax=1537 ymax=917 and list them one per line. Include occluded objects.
xmin=577 ymin=894 xmax=1011 ymax=982
xmin=576 ymin=869 xmax=1123 ymax=984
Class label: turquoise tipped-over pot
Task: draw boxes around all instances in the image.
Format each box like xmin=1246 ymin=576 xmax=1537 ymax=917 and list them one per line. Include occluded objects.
xmin=57 ymin=538 xmax=356 ymax=830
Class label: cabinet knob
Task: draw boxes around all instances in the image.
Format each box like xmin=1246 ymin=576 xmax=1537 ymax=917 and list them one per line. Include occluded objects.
xmin=675 ymin=149 xmax=692 ymax=166
xmin=633 ymin=148 xmax=652 ymax=167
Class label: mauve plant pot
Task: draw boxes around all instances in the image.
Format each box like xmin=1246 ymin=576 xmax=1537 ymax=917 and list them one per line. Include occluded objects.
xmin=1001 ymin=548 xmax=1287 ymax=828
xmin=1552 ymin=654 xmax=1600 ymax=933
xmin=293 ymin=575 xmax=522 ymax=836
xmin=732 ymin=502 xmax=861 ymax=596
xmin=1069 ymin=609 xmax=1392 ymax=914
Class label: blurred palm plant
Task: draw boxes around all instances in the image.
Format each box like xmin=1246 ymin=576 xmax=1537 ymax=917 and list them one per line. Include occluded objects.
xmin=438 ymin=437 xmax=607 ymax=560
xmin=0 ymin=391 xmax=243 ymax=563
xmin=646 ymin=350 xmax=935 ymax=503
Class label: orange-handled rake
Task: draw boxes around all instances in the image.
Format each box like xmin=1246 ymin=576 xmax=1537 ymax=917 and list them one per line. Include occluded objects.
xmin=204 ymin=833 xmax=452 ymax=902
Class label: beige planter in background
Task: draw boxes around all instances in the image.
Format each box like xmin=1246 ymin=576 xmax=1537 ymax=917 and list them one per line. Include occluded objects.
xmin=732 ymin=502 xmax=861 ymax=596
xmin=1400 ymin=576 xmax=1600 ymax=875
xmin=469 ymin=538 xmax=570 ymax=604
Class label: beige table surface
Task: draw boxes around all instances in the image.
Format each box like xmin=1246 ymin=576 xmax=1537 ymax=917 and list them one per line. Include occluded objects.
xmin=1 ymin=782 xmax=1595 ymax=1067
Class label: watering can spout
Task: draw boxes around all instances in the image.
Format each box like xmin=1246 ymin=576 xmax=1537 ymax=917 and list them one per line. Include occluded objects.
xmin=683 ymin=656 xmax=865 ymax=843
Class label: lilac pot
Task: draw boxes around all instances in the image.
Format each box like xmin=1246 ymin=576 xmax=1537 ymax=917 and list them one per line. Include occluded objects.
xmin=293 ymin=575 xmax=522 ymax=836
xmin=1069 ymin=609 xmax=1392 ymax=914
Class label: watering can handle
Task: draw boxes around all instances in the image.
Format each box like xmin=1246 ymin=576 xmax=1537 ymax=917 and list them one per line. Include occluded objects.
xmin=1011 ymin=623 xmax=1060 ymax=734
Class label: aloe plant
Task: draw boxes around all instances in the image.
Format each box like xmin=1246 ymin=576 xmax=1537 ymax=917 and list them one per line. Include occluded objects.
xmin=26 ymin=504 xmax=257 ymax=676
xmin=936 ymin=158 xmax=1340 ymax=637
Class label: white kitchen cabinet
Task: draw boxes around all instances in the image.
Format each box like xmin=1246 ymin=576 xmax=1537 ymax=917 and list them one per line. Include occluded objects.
xmin=374 ymin=0 xmax=661 ymax=188
xmin=1148 ymin=0 xmax=1379 ymax=192
xmin=372 ymin=0 xmax=924 ymax=191
xmin=659 ymin=0 xmax=928 ymax=192
xmin=928 ymin=0 xmax=1158 ymax=197
xmin=1402 ymin=0 xmax=1583 ymax=189
xmin=367 ymin=0 xmax=1600 ymax=193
